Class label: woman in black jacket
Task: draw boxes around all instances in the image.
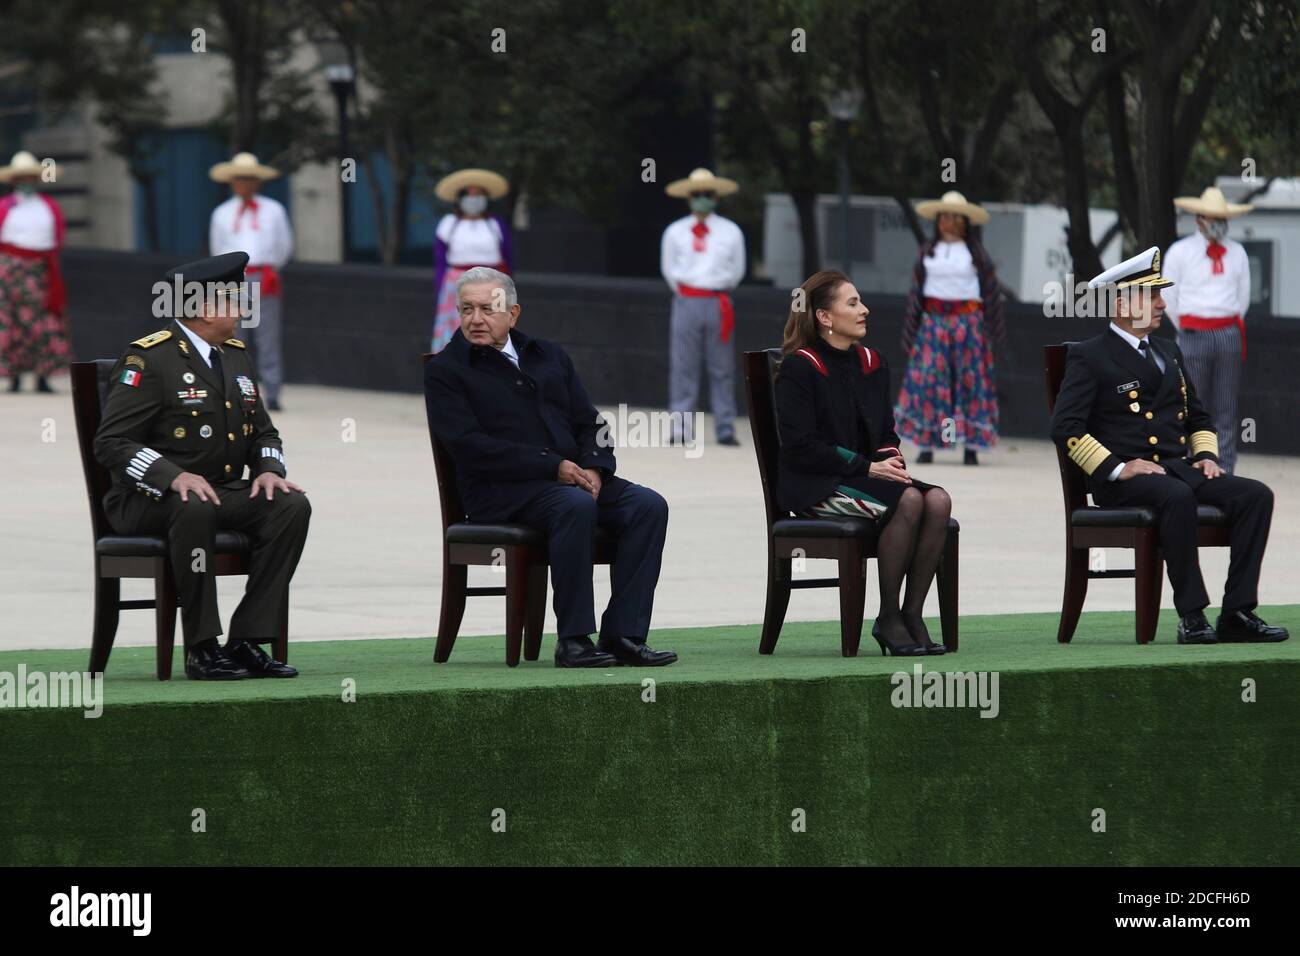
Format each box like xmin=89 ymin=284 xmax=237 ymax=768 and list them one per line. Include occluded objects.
xmin=775 ymin=270 xmax=953 ymax=656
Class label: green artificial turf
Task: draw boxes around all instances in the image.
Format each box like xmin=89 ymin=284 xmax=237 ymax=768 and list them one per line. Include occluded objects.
xmin=2 ymin=607 xmax=1297 ymax=866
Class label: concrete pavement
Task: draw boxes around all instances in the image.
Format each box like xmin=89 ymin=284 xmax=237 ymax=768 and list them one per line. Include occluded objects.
xmin=2 ymin=383 xmax=1296 ymax=652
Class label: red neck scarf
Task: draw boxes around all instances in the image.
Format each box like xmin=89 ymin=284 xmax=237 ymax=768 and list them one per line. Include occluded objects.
xmin=691 ymin=218 xmax=708 ymax=252
xmin=1206 ymin=240 xmax=1226 ymax=274
xmin=233 ymin=197 xmax=259 ymax=231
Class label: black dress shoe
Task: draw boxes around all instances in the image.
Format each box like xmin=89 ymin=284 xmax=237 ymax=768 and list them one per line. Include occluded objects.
xmin=717 ymin=435 xmax=741 ymax=447
xmin=871 ymin=617 xmax=926 ymax=656
xmin=225 ymin=640 xmax=298 ymax=677
xmin=596 ymin=636 xmax=678 ymax=666
xmin=554 ymin=636 xmax=618 ymax=668
xmin=185 ymin=643 xmax=251 ymax=680
xmin=8 ymin=376 xmax=20 ymax=392
xmin=268 ymin=398 xmax=283 ymax=412
xmin=35 ymin=375 xmax=53 ymax=393
xmin=1176 ymin=612 xmax=1218 ymax=645
xmin=916 ymin=450 xmax=934 ymax=464
xmin=901 ymin=611 xmax=946 ymax=654
xmin=963 ymin=449 xmax=979 ymax=465
xmin=1216 ymin=609 xmax=1290 ymax=643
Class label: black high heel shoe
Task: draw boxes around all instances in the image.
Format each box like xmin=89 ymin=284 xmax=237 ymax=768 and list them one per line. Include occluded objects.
xmin=902 ymin=611 xmax=946 ymax=654
xmin=871 ymin=617 xmax=926 ymax=656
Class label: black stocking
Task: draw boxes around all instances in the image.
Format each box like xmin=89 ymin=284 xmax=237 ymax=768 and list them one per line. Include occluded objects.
xmin=875 ymin=487 xmax=923 ymax=647
xmin=901 ymin=489 xmax=952 ymax=640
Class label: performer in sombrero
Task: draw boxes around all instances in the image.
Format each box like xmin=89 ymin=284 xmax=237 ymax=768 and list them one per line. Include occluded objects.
xmin=208 ymin=152 xmax=293 ymax=411
xmin=0 ymin=151 xmax=72 ymax=393
xmin=431 ymin=168 xmax=512 ymax=353
xmin=894 ymin=191 xmax=1006 ymax=465
xmin=1163 ymin=186 xmax=1253 ymax=473
xmin=660 ymin=167 xmax=746 ymax=446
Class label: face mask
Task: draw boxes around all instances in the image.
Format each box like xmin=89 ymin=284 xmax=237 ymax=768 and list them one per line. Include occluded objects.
xmin=14 ymin=181 xmax=36 ymax=196
xmin=459 ymin=194 xmax=488 ymax=216
xmin=689 ymin=195 xmax=716 ymax=215
xmin=1203 ymin=218 xmax=1228 ymax=241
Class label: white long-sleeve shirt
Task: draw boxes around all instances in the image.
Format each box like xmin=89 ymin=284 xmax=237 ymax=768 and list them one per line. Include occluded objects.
xmin=0 ymin=191 xmax=56 ymax=250
xmin=660 ymin=213 xmax=745 ymax=292
xmin=209 ymin=193 xmax=293 ymax=268
xmin=922 ymin=239 xmax=980 ymax=300
xmin=1162 ymin=232 xmax=1250 ymax=327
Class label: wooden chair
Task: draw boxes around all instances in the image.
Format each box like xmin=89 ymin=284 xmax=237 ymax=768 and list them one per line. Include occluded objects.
xmin=1043 ymin=344 xmax=1230 ymax=643
xmin=71 ymin=360 xmax=287 ymax=680
xmin=743 ymin=349 xmax=959 ymax=656
xmin=421 ymin=353 xmax=613 ymax=666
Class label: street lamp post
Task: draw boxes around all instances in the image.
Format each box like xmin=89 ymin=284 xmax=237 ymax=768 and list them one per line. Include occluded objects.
xmin=321 ymin=43 xmax=356 ymax=263
xmin=825 ymin=88 xmax=863 ymax=278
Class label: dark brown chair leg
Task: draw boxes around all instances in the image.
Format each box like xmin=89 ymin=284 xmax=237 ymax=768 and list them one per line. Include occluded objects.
xmin=837 ymin=538 xmax=866 ymax=657
xmin=758 ymin=548 xmax=792 ymax=655
xmin=89 ymin=572 xmax=120 ymax=674
xmin=274 ymin=599 xmax=289 ymax=664
xmin=1134 ymin=530 xmax=1162 ymax=644
xmin=523 ymin=562 xmax=547 ymax=661
xmin=434 ymin=559 xmax=468 ymax=663
xmin=155 ymin=563 xmax=178 ymax=681
xmin=937 ymin=525 xmax=959 ymax=652
xmin=1057 ymin=546 xmax=1089 ymax=644
xmin=503 ymin=547 xmax=530 ymax=667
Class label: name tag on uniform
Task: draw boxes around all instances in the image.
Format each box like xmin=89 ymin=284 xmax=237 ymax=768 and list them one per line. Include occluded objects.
xmin=1115 ymin=380 xmax=1139 ymax=393
xmin=176 ymin=387 xmax=208 ymax=406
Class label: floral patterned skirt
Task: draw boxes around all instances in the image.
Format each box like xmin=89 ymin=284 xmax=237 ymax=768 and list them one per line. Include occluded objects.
xmin=895 ymin=299 xmax=998 ymax=450
xmin=430 ymin=265 xmax=472 ymax=353
xmin=0 ymin=253 xmax=72 ymax=377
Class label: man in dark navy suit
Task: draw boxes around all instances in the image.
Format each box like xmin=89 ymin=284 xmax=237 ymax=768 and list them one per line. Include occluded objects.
xmin=424 ymin=267 xmax=676 ymax=667
xmin=1050 ymin=247 xmax=1286 ymax=645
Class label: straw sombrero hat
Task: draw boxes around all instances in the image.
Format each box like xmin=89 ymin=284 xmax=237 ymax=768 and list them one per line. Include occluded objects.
xmin=665 ymin=167 xmax=739 ymax=198
xmin=435 ymin=168 xmax=509 ymax=202
xmin=209 ymin=152 xmax=281 ymax=183
xmin=1173 ymin=186 xmax=1253 ymax=219
xmin=915 ymin=190 xmax=990 ymax=225
xmin=0 ymin=151 xmax=46 ymax=183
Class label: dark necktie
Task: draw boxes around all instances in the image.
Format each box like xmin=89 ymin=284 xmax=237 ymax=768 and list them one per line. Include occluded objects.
xmin=1138 ymin=339 xmax=1159 ymax=371
xmin=210 ymin=346 xmax=225 ymax=391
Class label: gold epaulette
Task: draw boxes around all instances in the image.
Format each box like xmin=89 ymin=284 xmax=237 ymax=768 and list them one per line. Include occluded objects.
xmin=1066 ymin=434 xmax=1113 ymax=475
xmin=1190 ymin=430 xmax=1219 ymax=458
xmin=131 ymin=329 xmax=172 ymax=349
xmin=223 ymin=338 xmax=247 ymax=349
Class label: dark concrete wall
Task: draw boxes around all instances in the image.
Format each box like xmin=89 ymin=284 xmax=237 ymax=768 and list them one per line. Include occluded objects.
xmin=63 ymin=249 xmax=1300 ymax=455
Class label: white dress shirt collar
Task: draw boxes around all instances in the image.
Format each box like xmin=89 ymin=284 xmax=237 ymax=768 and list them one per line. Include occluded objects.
xmin=1109 ymin=322 xmax=1148 ymax=351
xmin=499 ymin=333 xmax=521 ymax=368
xmin=176 ymin=320 xmax=215 ymax=367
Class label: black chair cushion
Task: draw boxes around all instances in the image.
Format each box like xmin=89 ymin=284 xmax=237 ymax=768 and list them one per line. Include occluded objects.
xmin=446 ymin=523 xmax=616 ymax=547
xmin=1072 ymin=504 xmax=1227 ymax=528
xmin=96 ymin=531 xmax=254 ymax=556
xmin=446 ymin=522 xmax=546 ymax=546
xmin=773 ymin=516 xmax=879 ymax=539
xmin=773 ymin=515 xmax=960 ymax=539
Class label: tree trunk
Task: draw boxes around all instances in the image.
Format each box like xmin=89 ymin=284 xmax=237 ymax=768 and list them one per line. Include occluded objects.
xmin=791 ymin=188 xmax=820 ymax=279
xmin=1133 ymin=66 xmax=1178 ymax=250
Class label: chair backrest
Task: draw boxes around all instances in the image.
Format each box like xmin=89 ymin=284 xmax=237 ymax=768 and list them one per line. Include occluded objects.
xmin=1043 ymin=343 xmax=1088 ymax=514
xmin=70 ymin=360 xmax=119 ymax=541
xmin=420 ymin=352 xmax=468 ymax=529
xmin=742 ymin=349 xmax=785 ymax=531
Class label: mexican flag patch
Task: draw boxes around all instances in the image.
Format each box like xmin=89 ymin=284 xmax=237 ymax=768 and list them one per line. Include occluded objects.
xmin=120 ymin=369 xmax=142 ymax=387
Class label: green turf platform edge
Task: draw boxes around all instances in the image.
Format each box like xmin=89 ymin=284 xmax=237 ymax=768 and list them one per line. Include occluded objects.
xmin=3 ymin=660 xmax=1296 ymax=866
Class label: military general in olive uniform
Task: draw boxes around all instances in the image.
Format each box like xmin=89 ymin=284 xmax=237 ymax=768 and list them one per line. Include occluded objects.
xmin=94 ymin=252 xmax=310 ymax=679
xmin=1050 ymin=246 xmax=1286 ymax=646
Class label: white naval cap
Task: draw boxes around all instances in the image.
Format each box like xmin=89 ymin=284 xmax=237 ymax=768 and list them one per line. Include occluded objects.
xmin=1087 ymin=245 xmax=1174 ymax=290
